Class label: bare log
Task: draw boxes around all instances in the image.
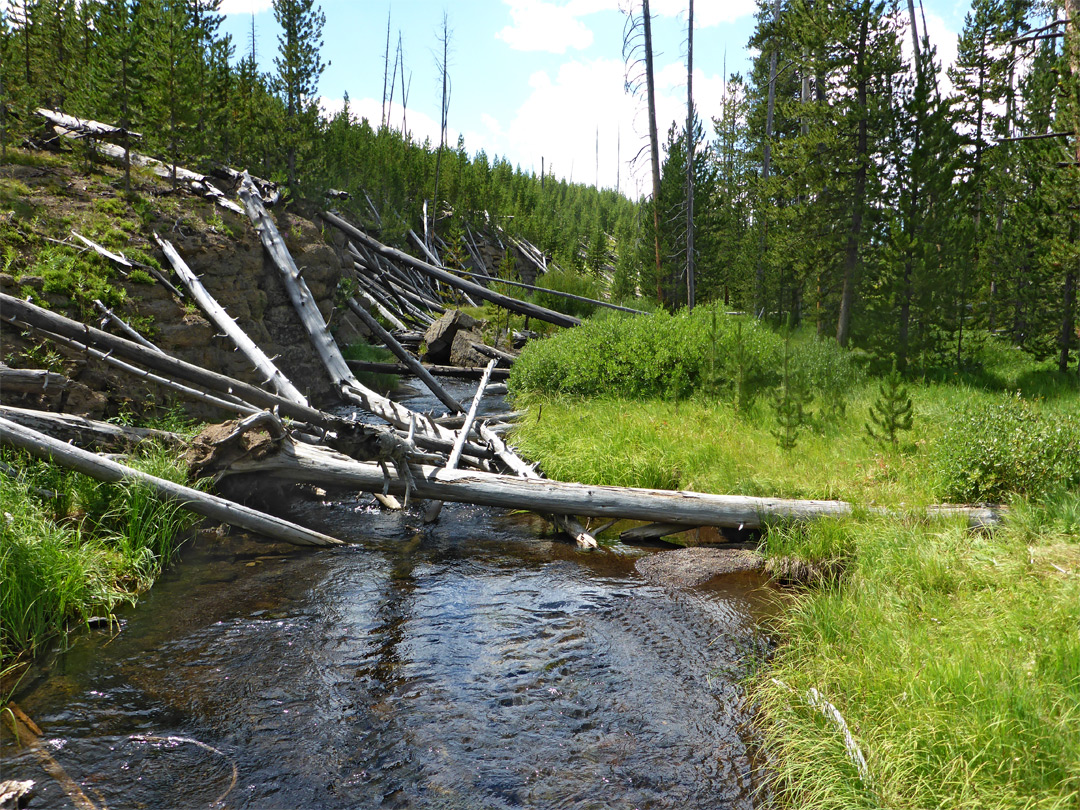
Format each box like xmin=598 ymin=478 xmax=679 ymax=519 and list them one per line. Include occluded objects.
xmin=620 ymin=522 xmax=696 ymax=542
xmin=351 ymin=291 xmax=406 ymax=332
xmin=93 ymin=299 xmax=161 ymax=352
xmin=451 ymin=265 xmax=646 ymax=315
xmin=0 ymin=405 xmax=183 ymax=452
xmin=239 ymin=179 xmax=460 ymax=443
xmin=320 ymin=212 xmax=582 ymax=329
xmin=36 ymin=107 xmax=141 ymax=142
xmin=0 ymin=364 xmax=69 ymax=395
xmin=470 ymin=341 xmax=517 ymax=366
xmin=157 ymin=234 xmax=309 ymax=406
xmin=0 ymin=293 xmax=333 ymax=428
xmin=0 ymin=416 xmax=343 ymax=547
xmin=345 ymin=297 xmax=464 ymax=413
xmin=424 ymin=359 xmax=497 ymax=523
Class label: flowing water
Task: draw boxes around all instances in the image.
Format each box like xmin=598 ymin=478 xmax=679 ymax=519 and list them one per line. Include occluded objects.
xmin=2 ymin=382 xmax=775 ymax=809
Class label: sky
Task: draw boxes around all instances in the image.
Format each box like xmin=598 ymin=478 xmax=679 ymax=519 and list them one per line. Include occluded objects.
xmin=219 ymin=1 xmax=974 ymax=196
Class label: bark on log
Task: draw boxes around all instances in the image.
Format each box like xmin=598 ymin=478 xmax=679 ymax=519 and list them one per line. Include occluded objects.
xmin=320 ymin=212 xmax=582 ymax=329
xmin=0 ymin=416 xmax=343 ymax=547
xmin=0 ymin=364 xmax=69 ymax=394
xmin=0 ymin=405 xmax=183 ymax=452
xmin=157 ymin=234 xmax=309 ymax=406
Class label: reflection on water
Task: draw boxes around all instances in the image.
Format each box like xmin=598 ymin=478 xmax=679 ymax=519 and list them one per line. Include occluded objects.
xmin=2 ymin=382 xmax=774 ymax=808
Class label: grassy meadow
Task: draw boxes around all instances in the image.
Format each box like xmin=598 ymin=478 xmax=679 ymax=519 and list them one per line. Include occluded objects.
xmin=506 ymin=306 xmax=1080 ymax=809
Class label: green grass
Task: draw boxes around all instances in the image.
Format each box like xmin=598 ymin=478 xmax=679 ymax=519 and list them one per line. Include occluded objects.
xmin=0 ymin=444 xmax=203 ymax=663
xmin=752 ymin=497 xmax=1080 ymax=809
xmin=506 ymin=317 xmax=1079 ymax=809
xmin=341 ymin=340 xmax=401 ymax=391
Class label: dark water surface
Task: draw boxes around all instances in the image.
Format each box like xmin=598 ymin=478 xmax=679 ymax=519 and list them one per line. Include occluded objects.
xmin=3 ymin=384 xmax=774 ymax=809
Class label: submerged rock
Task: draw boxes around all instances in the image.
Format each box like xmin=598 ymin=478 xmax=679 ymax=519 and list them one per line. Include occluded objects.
xmin=635 ymin=546 xmax=765 ymax=588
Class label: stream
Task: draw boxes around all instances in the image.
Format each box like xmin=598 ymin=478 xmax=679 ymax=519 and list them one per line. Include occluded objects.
xmin=2 ymin=382 xmax=775 ymax=809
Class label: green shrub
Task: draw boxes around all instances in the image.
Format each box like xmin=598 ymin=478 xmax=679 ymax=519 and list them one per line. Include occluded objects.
xmin=933 ymin=395 xmax=1080 ymax=502
xmin=509 ymin=307 xmax=861 ymax=406
xmin=531 ymin=266 xmax=601 ymax=318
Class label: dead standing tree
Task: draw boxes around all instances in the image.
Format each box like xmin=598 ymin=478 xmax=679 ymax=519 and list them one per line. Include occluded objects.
xmin=623 ymin=0 xmax=664 ymax=306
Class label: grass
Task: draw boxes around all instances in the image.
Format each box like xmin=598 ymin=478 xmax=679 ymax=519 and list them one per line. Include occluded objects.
xmin=752 ymin=497 xmax=1080 ymax=809
xmin=341 ymin=340 xmax=401 ymax=391
xmin=505 ymin=314 xmax=1079 ymax=809
xmin=0 ymin=442 xmax=204 ymax=664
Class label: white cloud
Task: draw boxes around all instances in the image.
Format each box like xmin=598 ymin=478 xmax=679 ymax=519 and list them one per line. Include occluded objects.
xmin=496 ymin=0 xmax=596 ymax=54
xmin=220 ymin=0 xmax=273 ymax=14
xmin=651 ymin=0 xmax=758 ymax=26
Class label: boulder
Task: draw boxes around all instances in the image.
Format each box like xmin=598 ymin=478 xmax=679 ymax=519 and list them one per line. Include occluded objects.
xmin=449 ymin=329 xmax=489 ymax=368
xmin=423 ymin=309 xmax=479 ymax=363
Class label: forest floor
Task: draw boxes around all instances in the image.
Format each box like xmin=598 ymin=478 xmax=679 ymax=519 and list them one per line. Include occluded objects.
xmin=507 ymin=329 xmax=1080 ymax=809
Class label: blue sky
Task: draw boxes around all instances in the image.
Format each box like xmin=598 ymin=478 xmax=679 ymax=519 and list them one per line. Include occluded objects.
xmin=221 ymin=0 xmax=976 ymax=195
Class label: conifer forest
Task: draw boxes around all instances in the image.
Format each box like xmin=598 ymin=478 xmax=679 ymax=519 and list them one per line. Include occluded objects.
xmin=2 ymin=0 xmax=1076 ymax=376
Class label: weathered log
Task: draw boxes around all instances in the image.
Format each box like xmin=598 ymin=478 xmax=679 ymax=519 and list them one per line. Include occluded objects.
xmin=218 ymin=438 xmax=872 ymax=531
xmin=3 ymin=702 xmax=94 ymax=810
xmin=240 ymin=178 xmax=459 ymax=443
xmin=451 ymin=266 xmax=646 ymax=315
xmin=470 ymin=341 xmax=517 ymax=366
xmin=320 ymin=212 xmax=582 ymax=329
xmin=157 ymin=234 xmax=309 ymax=406
xmin=620 ymin=522 xmax=696 ymax=542
xmin=351 ymin=291 xmax=406 ymax=332
xmin=36 ymin=107 xmax=141 ymax=142
xmin=0 ymin=293 xmax=334 ymax=428
xmin=52 ymin=124 xmax=242 ymax=214
xmin=345 ymin=359 xmax=511 ymax=382
xmin=344 ymin=298 xmax=464 ymax=413
xmin=409 ymin=229 xmax=477 ymax=307
xmin=93 ymin=299 xmax=161 ymax=352
xmin=0 ymin=416 xmax=343 ymax=547
xmin=0 ymin=364 xmax=70 ymax=394
xmin=0 ymin=405 xmax=183 ymax=452
xmin=0 ymin=779 xmax=35 ymax=810
xmin=424 ymin=359 xmax=497 ymax=523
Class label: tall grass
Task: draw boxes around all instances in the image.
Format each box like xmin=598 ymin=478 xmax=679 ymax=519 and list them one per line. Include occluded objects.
xmin=753 ymin=497 xmax=1080 ymax=809
xmin=0 ymin=444 xmax=202 ymax=662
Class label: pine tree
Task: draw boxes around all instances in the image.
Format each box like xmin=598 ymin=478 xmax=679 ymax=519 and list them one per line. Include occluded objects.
xmin=866 ymin=364 xmax=914 ymax=449
xmin=272 ymin=0 xmax=325 ymax=193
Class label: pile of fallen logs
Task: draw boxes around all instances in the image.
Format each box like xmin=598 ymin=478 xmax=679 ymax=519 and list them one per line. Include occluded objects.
xmin=1 ymin=126 xmax=1002 ymax=549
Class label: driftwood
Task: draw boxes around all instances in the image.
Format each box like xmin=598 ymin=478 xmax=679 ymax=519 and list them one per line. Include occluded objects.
xmin=345 ymin=359 xmax=511 ymax=382
xmin=0 ymin=364 xmax=69 ymax=395
xmin=620 ymin=522 xmax=694 ymax=542
xmin=470 ymin=341 xmax=516 ymax=366
xmin=0 ymin=416 xmax=343 ymax=547
xmin=320 ymin=212 xmax=582 ymax=329
xmin=156 ymin=234 xmax=309 ymax=406
xmin=351 ymin=291 xmax=406 ymax=332
xmin=345 ymin=297 xmax=464 ymax=413
xmin=0 ymin=405 xmax=183 ymax=452
xmin=3 ymin=702 xmax=95 ymax=810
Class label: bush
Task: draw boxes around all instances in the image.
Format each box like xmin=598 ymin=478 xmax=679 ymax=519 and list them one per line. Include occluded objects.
xmin=531 ymin=267 xmax=602 ymax=318
xmin=933 ymin=395 xmax=1080 ymax=502
xmin=509 ymin=307 xmax=861 ymax=408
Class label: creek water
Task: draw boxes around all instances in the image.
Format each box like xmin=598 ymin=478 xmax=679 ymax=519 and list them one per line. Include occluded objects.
xmin=2 ymin=382 xmax=775 ymax=809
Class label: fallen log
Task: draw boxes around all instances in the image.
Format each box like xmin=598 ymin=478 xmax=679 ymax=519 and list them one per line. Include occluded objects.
xmin=320 ymin=211 xmax=582 ymax=329
xmin=222 ymin=437 xmax=1005 ymax=532
xmin=345 ymin=360 xmax=510 ymax=382
xmin=1 ymin=293 xmax=336 ymax=429
xmin=93 ymin=299 xmax=161 ymax=352
xmin=0 ymin=364 xmax=69 ymax=395
xmin=0 ymin=416 xmax=343 ymax=547
xmin=451 ymin=266 xmax=646 ymax=315
xmin=239 ymin=178 xmax=460 ymax=444
xmin=345 ymin=297 xmax=464 ymax=414
xmin=470 ymin=341 xmax=517 ymax=366
xmin=620 ymin=522 xmax=696 ymax=542
xmin=0 ymin=405 xmax=183 ymax=452
xmin=351 ymin=290 xmax=407 ymax=332
xmin=157 ymin=234 xmax=309 ymax=406
xmin=424 ymin=359 xmax=497 ymax=523
xmin=36 ymin=107 xmax=141 ymax=143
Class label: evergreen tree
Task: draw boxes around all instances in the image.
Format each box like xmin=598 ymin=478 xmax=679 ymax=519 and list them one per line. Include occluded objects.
xmin=272 ymin=0 xmax=325 ymax=192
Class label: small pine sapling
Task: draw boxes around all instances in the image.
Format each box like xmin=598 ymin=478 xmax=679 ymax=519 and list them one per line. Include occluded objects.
xmin=866 ymin=364 xmax=914 ymax=449
xmin=771 ymin=345 xmax=813 ymax=451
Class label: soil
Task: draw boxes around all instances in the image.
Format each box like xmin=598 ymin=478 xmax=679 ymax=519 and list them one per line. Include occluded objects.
xmin=0 ymin=150 xmax=371 ymax=421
